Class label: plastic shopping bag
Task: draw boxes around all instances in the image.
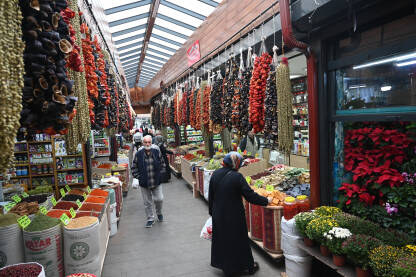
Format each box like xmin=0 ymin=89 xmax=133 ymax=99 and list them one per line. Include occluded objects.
xmin=132 ymin=178 xmax=139 ymax=189
xmin=200 ymin=217 xmax=212 ymax=241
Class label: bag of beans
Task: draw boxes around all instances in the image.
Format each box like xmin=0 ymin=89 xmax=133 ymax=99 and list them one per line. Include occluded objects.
xmin=63 ymin=217 xmax=100 ymax=276
xmin=0 ymin=262 xmax=46 ymax=277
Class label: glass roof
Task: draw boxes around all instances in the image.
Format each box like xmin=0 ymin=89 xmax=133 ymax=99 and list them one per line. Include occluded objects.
xmin=104 ymin=0 xmax=222 ymax=88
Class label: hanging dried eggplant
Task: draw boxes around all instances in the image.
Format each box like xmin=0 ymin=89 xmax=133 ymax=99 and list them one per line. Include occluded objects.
xmin=264 ymin=64 xmax=278 ymax=146
xmin=210 ymin=71 xmax=224 ymax=133
xmin=223 ymin=56 xmax=239 ymax=130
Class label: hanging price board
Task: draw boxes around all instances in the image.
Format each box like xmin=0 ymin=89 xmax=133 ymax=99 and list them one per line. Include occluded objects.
xmin=51 ymin=196 xmax=57 ymax=206
xmin=87 ymin=186 xmax=91 ymax=194
xmin=12 ymin=195 xmax=21 ymax=203
xmin=17 ymin=215 xmax=31 ymax=229
xmin=65 ymin=185 xmax=71 ymax=192
xmin=22 ymin=192 xmax=29 ymax=198
xmin=39 ymin=206 xmax=48 ymax=215
xmin=60 ymin=188 xmax=66 ymax=198
xmin=83 ymin=192 xmax=87 ymax=200
xmin=4 ymin=202 xmax=16 ymax=212
xmin=266 ymin=185 xmax=274 ymax=191
xmin=60 ymin=214 xmax=70 ymax=225
xmin=69 ymin=208 xmax=76 ymax=218
xmin=76 ymin=199 xmax=82 ymax=209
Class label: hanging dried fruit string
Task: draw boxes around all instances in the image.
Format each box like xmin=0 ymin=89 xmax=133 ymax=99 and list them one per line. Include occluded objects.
xmin=232 ymin=49 xmax=244 ymax=132
xmin=202 ymin=79 xmax=211 ymax=131
xmin=169 ymin=97 xmax=175 ymax=128
xmin=223 ymin=55 xmax=239 ymax=131
xmin=249 ymin=39 xmax=272 ymax=133
xmin=0 ymin=0 xmax=25 ymax=173
xmin=64 ymin=0 xmax=91 ymax=153
xmin=239 ymin=47 xmax=253 ymax=136
xmin=210 ymin=70 xmax=224 ymax=134
xmin=189 ymin=85 xmax=195 ymax=128
xmin=195 ymin=81 xmax=203 ymax=131
xmin=264 ymin=46 xmax=279 ymax=147
xmin=276 ymin=56 xmax=294 ymax=154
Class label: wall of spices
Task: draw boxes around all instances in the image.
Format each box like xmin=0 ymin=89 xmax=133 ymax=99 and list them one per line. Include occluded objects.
xmin=291 ymin=77 xmax=309 ymax=157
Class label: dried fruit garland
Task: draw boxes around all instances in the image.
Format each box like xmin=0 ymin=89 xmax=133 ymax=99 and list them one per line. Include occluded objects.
xmin=0 ymin=0 xmax=25 ymax=173
xmin=174 ymin=93 xmax=179 ymax=125
xmin=107 ymin=67 xmax=118 ymax=128
xmin=195 ymin=88 xmax=202 ymax=131
xmin=192 ymin=88 xmax=199 ymax=129
xmin=223 ymin=57 xmax=239 ymax=130
xmin=61 ymin=7 xmax=83 ymax=72
xmin=264 ymin=64 xmax=278 ymax=146
xmin=249 ymin=53 xmax=272 ymax=133
xmin=169 ymin=100 xmax=175 ymax=128
xmin=239 ymin=68 xmax=252 ymax=135
xmin=210 ymin=76 xmax=224 ymax=133
xmin=202 ymin=83 xmax=211 ymax=130
xmin=189 ymin=88 xmax=195 ymax=128
xmin=182 ymin=90 xmax=189 ymax=126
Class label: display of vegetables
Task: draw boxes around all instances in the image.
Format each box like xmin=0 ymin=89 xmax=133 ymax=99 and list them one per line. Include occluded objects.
xmin=249 ymin=52 xmax=272 ymax=133
xmin=223 ymin=56 xmax=238 ymax=130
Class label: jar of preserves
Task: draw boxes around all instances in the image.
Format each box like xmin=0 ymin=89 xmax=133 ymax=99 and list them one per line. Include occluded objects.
xmin=283 ymin=197 xmax=298 ymax=220
xmin=296 ymin=195 xmax=310 ymax=212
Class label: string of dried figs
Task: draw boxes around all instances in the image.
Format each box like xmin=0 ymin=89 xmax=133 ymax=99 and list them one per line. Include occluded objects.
xmin=0 ymin=0 xmax=25 ymax=174
xmin=264 ymin=64 xmax=278 ymax=147
xmin=249 ymin=52 xmax=272 ymax=133
xmin=223 ymin=56 xmax=239 ymax=130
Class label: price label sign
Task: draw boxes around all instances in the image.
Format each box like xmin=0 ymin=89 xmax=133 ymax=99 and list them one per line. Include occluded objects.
xmin=69 ymin=208 xmax=76 ymax=218
xmin=87 ymin=186 xmax=91 ymax=194
xmin=12 ymin=195 xmax=21 ymax=203
xmin=4 ymin=202 xmax=16 ymax=212
xmin=247 ymin=152 xmax=252 ymax=156
xmin=51 ymin=196 xmax=57 ymax=207
xmin=39 ymin=206 xmax=48 ymax=215
xmin=105 ymin=173 xmax=112 ymax=176
xmin=65 ymin=185 xmax=71 ymax=192
xmin=266 ymin=185 xmax=274 ymax=191
xmin=238 ymin=149 xmax=242 ymax=154
xmin=60 ymin=214 xmax=70 ymax=225
xmin=60 ymin=188 xmax=66 ymax=198
xmin=255 ymin=180 xmax=263 ymax=189
xmin=76 ymin=199 xmax=82 ymax=209
xmin=83 ymin=192 xmax=87 ymax=200
xmin=17 ymin=215 xmax=31 ymax=229
xmin=22 ymin=192 xmax=29 ymax=198
xmin=255 ymin=153 xmax=259 ymax=158
xmin=245 ymin=176 xmax=252 ymax=185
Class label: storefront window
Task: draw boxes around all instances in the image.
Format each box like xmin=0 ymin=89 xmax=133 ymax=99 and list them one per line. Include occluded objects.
xmin=335 ymin=49 xmax=416 ymax=114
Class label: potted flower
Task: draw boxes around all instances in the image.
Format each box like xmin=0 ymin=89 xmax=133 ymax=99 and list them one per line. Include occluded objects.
xmin=314 ymin=206 xmax=341 ymax=217
xmin=392 ymin=255 xmax=416 ymax=277
xmin=342 ymin=234 xmax=383 ymax=277
xmin=294 ymin=212 xmax=317 ymax=246
xmin=323 ymin=227 xmax=352 ymax=267
xmin=305 ymin=217 xmax=338 ymax=256
xmin=369 ymin=245 xmax=404 ymax=277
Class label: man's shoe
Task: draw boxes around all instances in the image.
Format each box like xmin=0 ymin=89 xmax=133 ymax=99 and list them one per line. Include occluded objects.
xmin=157 ymin=214 xmax=163 ymax=222
xmin=145 ymin=220 xmax=155 ymax=228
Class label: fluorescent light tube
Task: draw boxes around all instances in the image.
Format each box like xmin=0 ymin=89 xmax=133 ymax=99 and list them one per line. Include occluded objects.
xmin=396 ymin=60 xmax=416 ymax=67
xmin=380 ymin=85 xmax=392 ymax=91
xmin=353 ymin=52 xmax=416 ymax=69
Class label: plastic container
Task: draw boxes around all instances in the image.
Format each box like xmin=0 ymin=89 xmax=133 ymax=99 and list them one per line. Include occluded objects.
xmin=285 ymin=254 xmax=312 ymax=277
xmin=261 ymin=206 xmax=283 ymax=254
xmin=283 ymin=197 xmax=298 ymax=220
xmin=249 ymin=204 xmax=263 ymax=241
xmin=0 ymin=223 xmax=24 ymax=268
xmin=296 ymin=195 xmax=310 ymax=213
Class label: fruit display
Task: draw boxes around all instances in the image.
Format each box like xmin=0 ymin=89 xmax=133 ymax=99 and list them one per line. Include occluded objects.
xmin=249 ymin=52 xmax=272 ymax=133
xmin=252 ymin=187 xmax=287 ymax=206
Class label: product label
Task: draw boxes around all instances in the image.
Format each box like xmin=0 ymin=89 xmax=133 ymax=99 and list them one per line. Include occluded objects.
xmin=69 ymin=208 xmax=76 ymax=218
xmin=60 ymin=188 xmax=66 ymax=198
xmin=12 ymin=195 xmax=21 ymax=203
xmin=65 ymin=185 xmax=71 ymax=192
xmin=4 ymin=202 xmax=16 ymax=212
xmin=255 ymin=153 xmax=259 ymax=158
xmin=247 ymin=152 xmax=252 ymax=156
xmin=87 ymin=186 xmax=91 ymax=194
xmin=266 ymin=185 xmax=274 ymax=191
xmin=83 ymin=192 xmax=87 ymax=200
xmin=60 ymin=214 xmax=70 ymax=225
xmin=76 ymin=199 xmax=82 ymax=209
xmin=22 ymin=192 xmax=29 ymax=198
xmin=51 ymin=196 xmax=57 ymax=206
xmin=25 ymin=237 xmax=51 ymax=251
xmin=39 ymin=206 xmax=48 ymax=215
xmin=17 ymin=215 xmax=31 ymax=229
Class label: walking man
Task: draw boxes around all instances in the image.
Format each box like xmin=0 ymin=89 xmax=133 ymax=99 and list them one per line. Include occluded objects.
xmin=131 ymin=135 xmax=165 ymax=228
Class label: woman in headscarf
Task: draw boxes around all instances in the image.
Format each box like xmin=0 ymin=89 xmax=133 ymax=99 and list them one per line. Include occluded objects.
xmin=208 ymin=152 xmax=271 ymax=276
xmin=153 ymin=132 xmax=173 ymax=182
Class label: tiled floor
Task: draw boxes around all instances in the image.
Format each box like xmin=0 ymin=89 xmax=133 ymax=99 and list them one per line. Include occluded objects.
xmin=102 ymin=176 xmax=284 ymax=277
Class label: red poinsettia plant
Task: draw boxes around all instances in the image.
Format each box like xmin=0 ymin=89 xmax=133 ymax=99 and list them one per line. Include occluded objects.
xmin=339 ymin=122 xmax=413 ymax=208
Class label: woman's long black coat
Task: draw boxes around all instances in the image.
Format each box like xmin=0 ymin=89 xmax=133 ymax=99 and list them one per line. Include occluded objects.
xmin=208 ymin=167 xmax=268 ymax=275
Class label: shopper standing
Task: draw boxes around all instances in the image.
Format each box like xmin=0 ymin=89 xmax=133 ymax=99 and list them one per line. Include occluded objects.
xmin=209 ymin=152 xmax=271 ymax=276
xmin=133 ymin=129 xmax=143 ymax=151
xmin=153 ymin=132 xmax=173 ymax=182
xmin=239 ymin=130 xmax=260 ymax=156
xmin=131 ymin=135 xmax=165 ymax=228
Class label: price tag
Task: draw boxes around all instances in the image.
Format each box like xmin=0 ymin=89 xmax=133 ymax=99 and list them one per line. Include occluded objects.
xmin=69 ymin=208 xmax=76 ymax=218
xmin=60 ymin=214 xmax=70 ymax=225
xmin=76 ymin=199 xmax=82 ymax=209
xmin=51 ymin=196 xmax=57 ymax=207
xmin=105 ymin=173 xmax=112 ymax=176
xmin=247 ymin=152 xmax=252 ymax=156
xmin=243 ymin=150 xmax=247 ymax=155
xmin=87 ymin=186 xmax=91 ymax=194
xmin=255 ymin=153 xmax=259 ymax=158
xmin=114 ymin=172 xmax=120 ymax=175
xmin=65 ymin=185 xmax=71 ymax=192
xmin=22 ymin=192 xmax=29 ymax=198
xmin=245 ymin=176 xmax=252 ymax=184
xmin=12 ymin=195 xmax=21 ymax=203
xmin=83 ymin=192 xmax=87 ymax=200
xmin=4 ymin=202 xmax=16 ymax=212
xmin=266 ymin=185 xmax=274 ymax=191
xmin=238 ymin=149 xmax=242 ymax=154
xmin=17 ymin=215 xmax=31 ymax=229
xmin=60 ymin=188 xmax=66 ymax=198
xmin=255 ymin=180 xmax=263 ymax=188
xmin=39 ymin=206 xmax=48 ymax=215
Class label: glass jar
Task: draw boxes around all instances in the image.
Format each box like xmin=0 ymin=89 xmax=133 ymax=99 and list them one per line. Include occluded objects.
xmin=283 ymin=197 xmax=298 ymax=220
xmin=297 ymin=195 xmax=310 ymax=212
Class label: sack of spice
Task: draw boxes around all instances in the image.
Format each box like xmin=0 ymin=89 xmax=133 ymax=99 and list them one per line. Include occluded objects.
xmin=0 ymin=213 xmax=24 ymax=268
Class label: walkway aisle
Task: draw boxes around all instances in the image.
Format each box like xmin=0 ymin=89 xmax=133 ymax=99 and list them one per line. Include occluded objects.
xmin=102 ymin=176 xmax=284 ymax=277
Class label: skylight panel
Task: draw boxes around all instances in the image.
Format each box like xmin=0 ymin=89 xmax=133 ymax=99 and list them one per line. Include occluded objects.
xmin=143 ymin=60 xmax=163 ymax=67
xmin=144 ymin=56 xmax=166 ymax=65
xmin=106 ymin=5 xmax=151 ymax=22
xmin=109 ymin=18 xmax=148 ymax=33
xmin=119 ymin=46 xmax=142 ymax=55
xmin=154 ymin=18 xmax=193 ymax=36
xmin=146 ymin=49 xmax=171 ymax=59
xmin=158 ymin=5 xmax=203 ymax=27
xmin=152 ymin=28 xmax=186 ymax=44
xmin=149 ymin=36 xmax=180 ymax=50
xmin=116 ymin=38 xmax=144 ymax=48
xmin=112 ymin=29 xmax=146 ymax=42
xmin=166 ymin=0 xmax=215 ymax=17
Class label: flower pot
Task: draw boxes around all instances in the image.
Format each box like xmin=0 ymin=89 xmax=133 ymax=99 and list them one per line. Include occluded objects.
xmin=356 ymin=267 xmax=371 ymax=277
xmin=303 ymin=237 xmax=314 ymax=247
xmin=332 ymin=254 xmax=346 ymax=267
xmin=320 ymin=245 xmax=330 ymax=257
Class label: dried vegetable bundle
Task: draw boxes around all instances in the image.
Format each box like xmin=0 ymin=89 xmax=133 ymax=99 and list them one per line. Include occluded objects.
xmin=249 ymin=51 xmax=272 ymax=133
xmin=239 ymin=48 xmax=253 ymax=136
xmin=276 ymin=57 xmax=294 ymax=154
xmin=264 ymin=48 xmax=279 ymax=146
xmin=174 ymin=92 xmax=179 ymax=125
xmin=202 ymin=82 xmax=211 ymax=130
xmin=0 ymin=0 xmax=25 ymax=173
xmin=210 ymin=72 xmax=224 ymax=133
xmin=223 ymin=56 xmax=239 ymax=130
xmin=182 ymin=89 xmax=189 ymax=126
xmin=169 ymin=100 xmax=175 ymax=128
xmin=118 ymin=91 xmax=130 ymax=132
xmin=192 ymin=87 xmax=199 ymax=129
xmin=195 ymin=88 xmax=203 ymax=131
xmin=61 ymin=7 xmax=82 ymax=72
xmin=189 ymin=88 xmax=195 ymax=128
xmin=64 ymin=0 xmax=90 ymax=153
xmin=107 ymin=66 xmax=119 ymax=128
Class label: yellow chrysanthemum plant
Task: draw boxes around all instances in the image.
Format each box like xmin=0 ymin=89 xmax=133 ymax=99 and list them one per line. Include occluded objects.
xmin=305 ymin=216 xmax=339 ymax=244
